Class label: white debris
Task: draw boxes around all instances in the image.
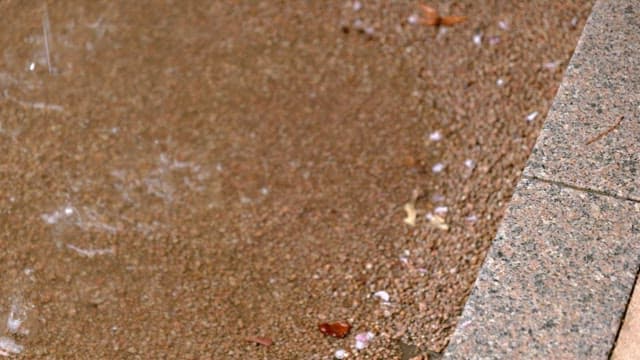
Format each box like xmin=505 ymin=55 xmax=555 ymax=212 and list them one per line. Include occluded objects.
xmin=428 ymin=131 xmax=442 ymax=141
xmin=464 ymin=159 xmax=475 ymax=169
xmin=543 ymin=60 xmax=560 ymax=70
xmin=354 ymin=332 xmax=375 ymax=350
xmin=6 ymin=300 xmax=28 ymax=334
xmin=434 ymin=206 xmax=448 ymax=215
xmin=260 ymin=187 xmax=269 ymax=196
xmin=0 ymin=337 xmax=23 ymax=356
xmin=41 ymin=205 xmax=74 ymax=224
xmin=432 ymin=163 xmax=445 ymax=173
xmin=408 ymin=14 xmax=419 ymax=25
xmin=352 ymin=1 xmax=362 ymax=11
xmin=498 ymin=20 xmax=510 ymax=31
xmin=335 ymin=349 xmax=348 ymax=359
xmin=496 ymin=78 xmax=505 ymax=87
xmin=526 ymin=111 xmax=539 ymax=122
xmin=29 ymin=62 xmax=35 ymax=71
xmin=570 ymin=17 xmax=578 ymax=28
xmin=373 ymin=290 xmax=390 ymax=302
xmin=3 ymin=91 xmax=64 ymax=112
xmin=66 ymin=243 xmax=114 ymax=258
xmin=465 ymin=214 xmax=478 ymax=223
xmin=472 ymin=33 xmax=482 ymax=46
xmin=488 ymin=36 xmax=500 ymax=46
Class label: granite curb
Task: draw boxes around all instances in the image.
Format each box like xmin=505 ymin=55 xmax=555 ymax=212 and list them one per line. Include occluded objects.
xmin=443 ymin=1 xmax=640 ymax=358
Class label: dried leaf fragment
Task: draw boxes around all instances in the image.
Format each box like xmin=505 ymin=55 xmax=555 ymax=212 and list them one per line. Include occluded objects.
xmin=245 ymin=336 xmax=273 ymax=347
xmin=319 ymin=321 xmax=351 ymax=338
xmin=419 ymin=4 xmax=467 ymax=27
xmin=404 ymin=203 xmax=417 ymax=226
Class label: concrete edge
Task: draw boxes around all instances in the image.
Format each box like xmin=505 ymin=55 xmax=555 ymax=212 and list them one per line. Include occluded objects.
xmin=443 ymin=1 xmax=640 ymax=358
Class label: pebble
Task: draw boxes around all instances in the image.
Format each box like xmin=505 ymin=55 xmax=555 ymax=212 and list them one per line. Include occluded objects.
xmin=335 ymin=349 xmax=348 ymax=359
xmin=472 ymin=33 xmax=482 ymax=46
xmin=428 ymin=131 xmax=442 ymax=141
xmin=373 ymin=290 xmax=390 ymax=302
xmin=432 ymin=163 xmax=445 ymax=173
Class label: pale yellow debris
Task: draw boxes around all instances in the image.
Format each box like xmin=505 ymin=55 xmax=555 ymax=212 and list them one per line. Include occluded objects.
xmin=403 ymin=203 xmax=417 ymax=226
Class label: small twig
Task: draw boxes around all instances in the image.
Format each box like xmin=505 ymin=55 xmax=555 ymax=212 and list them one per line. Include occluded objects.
xmin=585 ymin=115 xmax=624 ymax=145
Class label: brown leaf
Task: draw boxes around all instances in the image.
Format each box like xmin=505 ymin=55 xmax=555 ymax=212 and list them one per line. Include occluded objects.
xmin=419 ymin=4 xmax=467 ymax=27
xmin=245 ymin=336 xmax=274 ymax=347
xmin=439 ymin=15 xmax=467 ymax=26
xmin=318 ymin=321 xmax=351 ymax=338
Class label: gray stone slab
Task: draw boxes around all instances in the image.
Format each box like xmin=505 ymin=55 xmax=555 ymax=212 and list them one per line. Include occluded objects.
xmin=524 ymin=0 xmax=640 ymax=201
xmin=444 ymin=178 xmax=640 ymax=359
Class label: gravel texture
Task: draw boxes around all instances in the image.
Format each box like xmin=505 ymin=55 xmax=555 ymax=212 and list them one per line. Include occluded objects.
xmin=0 ymin=1 xmax=590 ymax=358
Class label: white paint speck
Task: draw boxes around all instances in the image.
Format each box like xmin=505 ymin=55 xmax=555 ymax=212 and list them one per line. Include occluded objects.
xmin=432 ymin=163 xmax=445 ymax=173
xmin=373 ymin=290 xmax=390 ymax=302
xmin=526 ymin=111 xmax=539 ymax=122
xmin=543 ymin=60 xmax=561 ymax=70
xmin=260 ymin=187 xmax=269 ymax=196
xmin=428 ymin=131 xmax=442 ymax=141
xmin=434 ymin=206 xmax=448 ymax=215
xmin=408 ymin=14 xmax=419 ymax=25
xmin=570 ymin=17 xmax=578 ymax=28
xmin=354 ymin=332 xmax=375 ymax=350
xmin=464 ymin=159 xmax=475 ymax=169
xmin=498 ymin=20 xmax=509 ymax=31
xmin=335 ymin=349 xmax=348 ymax=359
xmin=496 ymin=78 xmax=505 ymax=87
xmin=465 ymin=214 xmax=478 ymax=223
xmin=472 ymin=33 xmax=482 ymax=46
xmin=29 ymin=62 xmax=35 ymax=71
xmin=64 ymin=206 xmax=74 ymax=215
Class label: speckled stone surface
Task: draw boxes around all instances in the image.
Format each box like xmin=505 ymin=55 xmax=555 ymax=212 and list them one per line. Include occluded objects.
xmin=443 ymin=178 xmax=640 ymax=359
xmin=612 ymin=276 xmax=640 ymax=360
xmin=524 ymin=0 xmax=640 ymax=201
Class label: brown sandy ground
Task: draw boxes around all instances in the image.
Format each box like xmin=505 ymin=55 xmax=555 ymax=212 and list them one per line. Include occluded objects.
xmin=0 ymin=1 xmax=591 ymax=358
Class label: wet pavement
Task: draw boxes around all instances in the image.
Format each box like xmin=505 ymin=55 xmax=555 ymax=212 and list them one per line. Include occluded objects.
xmin=0 ymin=1 xmax=590 ymax=358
